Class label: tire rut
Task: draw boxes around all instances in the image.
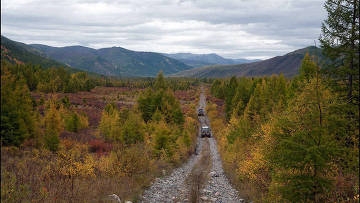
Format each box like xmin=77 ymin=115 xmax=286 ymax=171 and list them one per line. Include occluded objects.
xmin=186 ymin=138 xmax=211 ymax=203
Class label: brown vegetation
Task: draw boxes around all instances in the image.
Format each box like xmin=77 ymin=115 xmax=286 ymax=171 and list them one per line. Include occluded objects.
xmin=1 ymin=81 xmax=200 ymax=202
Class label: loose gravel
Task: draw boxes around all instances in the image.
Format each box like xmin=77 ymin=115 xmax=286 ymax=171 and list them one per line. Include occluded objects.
xmin=140 ymin=137 xmax=204 ymax=203
xmin=199 ymin=137 xmax=242 ymax=203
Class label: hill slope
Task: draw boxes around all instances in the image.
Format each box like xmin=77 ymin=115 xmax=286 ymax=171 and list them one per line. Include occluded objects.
xmin=163 ymin=53 xmax=259 ymax=67
xmin=1 ymin=35 xmax=66 ymax=68
xmin=173 ymin=46 xmax=322 ymax=78
xmin=30 ymin=44 xmax=193 ymax=77
xmin=30 ymin=44 xmax=115 ymax=76
xmin=97 ymin=47 xmax=192 ymax=76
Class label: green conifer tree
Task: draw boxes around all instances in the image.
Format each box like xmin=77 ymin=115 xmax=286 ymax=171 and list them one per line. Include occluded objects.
xmin=44 ymin=99 xmax=63 ymax=151
xmin=320 ymin=0 xmax=359 ymax=103
xmin=1 ymin=67 xmax=36 ymax=146
xmin=268 ymin=56 xmax=343 ymax=202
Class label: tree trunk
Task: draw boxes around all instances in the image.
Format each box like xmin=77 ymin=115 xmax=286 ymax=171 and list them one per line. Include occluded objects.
xmin=348 ymin=0 xmax=357 ymax=103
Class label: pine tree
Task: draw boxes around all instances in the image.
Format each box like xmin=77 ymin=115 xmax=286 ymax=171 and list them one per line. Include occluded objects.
xmin=1 ymin=66 xmax=37 ymax=146
xmin=138 ymin=89 xmax=157 ymax=123
xmin=138 ymin=80 xmax=184 ymax=125
xmin=154 ymin=71 xmax=167 ymax=90
xmin=268 ymin=56 xmax=344 ymax=202
xmin=299 ymin=54 xmax=319 ymax=82
xmin=320 ymin=0 xmax=359 ymax=103
xmin=224 ymin=76 xmax=238 ymax=121
xmin=121 ymin=112 xmax=144 ymax=145
xmin=320 ymin=0 xmax=359 ymax=178
xmin=99 ymin=103 xmax=121 ymax=141
xmin=65 ymin=113 xmax=80 ymax=132
xmin=43 ymin=98 xmax=63 ymax=151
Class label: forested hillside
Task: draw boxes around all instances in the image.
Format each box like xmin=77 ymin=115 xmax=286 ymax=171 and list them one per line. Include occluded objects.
xmin=2 ymin=35 xmax=194 ymax=77
xmin=30 ymin=44 xmax=193 ymax=77
xmin=1 ymin=36 xmax=66 ymax=68
xmin=174 ymin=46 xmax=323 ymax=78
xmin=163 ymin=53 xmax=259 ymax=67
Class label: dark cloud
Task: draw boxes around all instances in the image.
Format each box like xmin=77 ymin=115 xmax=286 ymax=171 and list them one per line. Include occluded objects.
xmin=1 ymin=0 xmax=326 ymax=59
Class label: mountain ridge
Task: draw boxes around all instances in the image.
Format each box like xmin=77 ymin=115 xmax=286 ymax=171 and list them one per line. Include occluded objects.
xmin=173 ymin=46 xmax=323 ymax=78
xmin=1 ymin=36 xmax=67 ymax=68
xmin=29 ymin=44 xmax=193 ymax=77
xmin=1 ymin=35 xmax=194 ymax=77
xmin=163 ymin=52 xmax=260 ymax=67
xmin=2 ymin=35 xmax=322 ymax=78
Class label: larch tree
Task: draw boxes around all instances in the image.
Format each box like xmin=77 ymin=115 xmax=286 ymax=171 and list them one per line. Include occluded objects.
xmin=43 ymin=98 xmax=63 ymax=151
xmin=1 ymin=67 xmax=37 ymax=146
xmin=269 ymin=57 xmax=343 ymax=202
xmin=320 ymin=0 xmax=359 ymax=173
xmin=320 ymin=0 xmax=359 ymax=103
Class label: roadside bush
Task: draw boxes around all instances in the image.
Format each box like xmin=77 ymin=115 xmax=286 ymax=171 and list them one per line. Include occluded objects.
xmin=64 ymin=112 xmax=89 ymax=132
xmin=88 ymin=139 xmax=112 ymax=156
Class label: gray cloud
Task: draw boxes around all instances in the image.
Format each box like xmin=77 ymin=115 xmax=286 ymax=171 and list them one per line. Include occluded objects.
xmin=1 ymin=0 xmax=326 ymax=59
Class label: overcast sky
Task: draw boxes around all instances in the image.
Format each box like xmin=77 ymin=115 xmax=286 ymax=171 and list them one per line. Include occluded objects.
xmin=1 ymin=0 xmax=326 ymax=59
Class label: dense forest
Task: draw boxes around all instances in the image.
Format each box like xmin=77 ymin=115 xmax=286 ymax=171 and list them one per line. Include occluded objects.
xmin=208 ymin=54 xmax=358 ymax=202
xmin=207 ymin=0 xmax=359 ymax=200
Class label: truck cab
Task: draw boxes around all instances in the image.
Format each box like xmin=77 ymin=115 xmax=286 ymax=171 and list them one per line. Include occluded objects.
xmin=201 ymin=126 xmax=211 ymax=138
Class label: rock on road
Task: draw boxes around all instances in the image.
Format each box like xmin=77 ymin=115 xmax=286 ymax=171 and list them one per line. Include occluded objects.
xmin=140 ymin=87 xmax=242 ymax=203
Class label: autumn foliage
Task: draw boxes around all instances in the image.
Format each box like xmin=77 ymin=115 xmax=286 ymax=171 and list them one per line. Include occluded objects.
xmin=208 ymin=54 xmax=359 ymax=202
xmin=1 ymin=66 xmax=199 ymax=202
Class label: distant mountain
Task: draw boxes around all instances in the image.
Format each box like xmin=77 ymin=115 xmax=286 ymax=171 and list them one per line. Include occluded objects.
xmin=173 ymin=46 xmax=323 ymax=78
xmin=1 ymin=35 xmax=66 ymax=68
xmin=30 ymin=44 xmax=115 ymax=76
xmin=30 ymin=44 xmax=193 ymax=77
xmin=2 ymin=36 xmax=320 ymax=78
xmin=163 ymin=53 xmax=259 ymax=67
xmin=97 ymin=47 xmax=192 ymax=76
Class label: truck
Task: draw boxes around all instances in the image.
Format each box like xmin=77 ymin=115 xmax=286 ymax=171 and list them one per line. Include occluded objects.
xmin=201 ymin=126 xmax=211 ymax=138
xmin=198 ymin=108 xmax=205 ymax=116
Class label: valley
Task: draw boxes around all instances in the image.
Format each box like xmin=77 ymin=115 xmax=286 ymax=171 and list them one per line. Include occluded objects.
xmin=1 ymin=34 xmax=358 ymax=202
xmin=1 ymin=1 xmax=358 ymax=202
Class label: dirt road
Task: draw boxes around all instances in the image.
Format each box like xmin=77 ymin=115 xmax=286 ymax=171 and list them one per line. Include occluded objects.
xmin=140 ymin=87 xmax=242 ymax=203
